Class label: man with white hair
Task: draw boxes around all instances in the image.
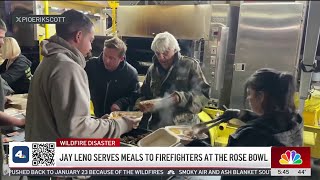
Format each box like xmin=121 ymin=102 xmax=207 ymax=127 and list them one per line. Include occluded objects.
xmin=136 ymin=31 xmax=210 ymax=130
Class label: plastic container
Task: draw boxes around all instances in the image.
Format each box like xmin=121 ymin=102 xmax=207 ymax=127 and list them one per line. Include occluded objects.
xmin=137 ymin=128 xmax=180 ymax=147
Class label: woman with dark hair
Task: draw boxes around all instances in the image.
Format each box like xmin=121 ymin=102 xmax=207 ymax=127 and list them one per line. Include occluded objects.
xmin=227 ymin=68 xmax=303 ymax=147
xmin=221 ymin=68 xmax=303 ymax=180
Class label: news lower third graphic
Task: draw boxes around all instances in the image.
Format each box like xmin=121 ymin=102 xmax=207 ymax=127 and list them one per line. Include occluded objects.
xmin=8 ymin=141 xmax=312 ymax=177
xmin=12 ymin=146 xmax=29 ymax=163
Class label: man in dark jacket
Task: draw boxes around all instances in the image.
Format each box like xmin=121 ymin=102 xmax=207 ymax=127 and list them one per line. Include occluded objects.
xmin=85 ymin=37 xmax=140 ymax=117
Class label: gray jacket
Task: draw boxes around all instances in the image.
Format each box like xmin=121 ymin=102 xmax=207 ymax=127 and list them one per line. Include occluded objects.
xmin=25 ymin=35 xmax=129 ymax=142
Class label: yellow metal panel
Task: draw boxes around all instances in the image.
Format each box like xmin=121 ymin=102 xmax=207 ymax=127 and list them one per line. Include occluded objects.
xmin=44 ymin=1 xmax=49 ymax=39
xmin=294 ymin=91 xmax=320 ymax=126
xmin=304 ymin=125 xmax=320 ymax=159
xmin=108 ymin=1 xmax=119 ymax=35
xmin=69 ymin=1 xmax=109 ymax=8
xmin=47 ymin=1 xmax=101 ymax=14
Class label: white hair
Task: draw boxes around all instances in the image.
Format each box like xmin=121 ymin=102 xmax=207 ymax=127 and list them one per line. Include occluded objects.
xmin=151 ymin=31 xmax=180 ymax=53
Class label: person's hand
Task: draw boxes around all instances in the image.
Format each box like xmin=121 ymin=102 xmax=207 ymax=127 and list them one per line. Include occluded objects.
xmin=16 ymin=118 xmax=25 ymax=127
xmin=122 ymin=115 xmax=141 ymax=129
xmin=138 ymin=100 xmax=155 ymax=113
xmin=111 ymin=104 xmax=121 ymax=112
xmin=169 ymin=92 xmax=180 ymax=104
xmin=139 ymin=95 xmax=179 ymax=113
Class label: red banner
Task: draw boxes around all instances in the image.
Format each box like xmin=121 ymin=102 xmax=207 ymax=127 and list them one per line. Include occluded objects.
xmin=56 ymin=138 xmax=120 ymax=147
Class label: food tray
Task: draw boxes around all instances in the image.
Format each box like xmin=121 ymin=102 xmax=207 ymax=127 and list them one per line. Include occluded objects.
xmin=109 ymin=111 xmax=143 ymax=120
xmin=165 ymin=125 xmax=208 ymax=144
xmin=165 ymin=125 xmax=194 ymax=141
xmin=137 ymin=128 xmax=180 ymax=147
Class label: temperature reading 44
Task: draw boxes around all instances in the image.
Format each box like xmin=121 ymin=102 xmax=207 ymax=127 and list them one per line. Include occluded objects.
xmin=298 ymin=170 xmax=306 ymax=174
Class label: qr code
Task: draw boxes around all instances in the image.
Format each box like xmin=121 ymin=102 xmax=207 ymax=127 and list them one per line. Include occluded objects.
xmin=32 ymin=143 xmax=55 ymax=166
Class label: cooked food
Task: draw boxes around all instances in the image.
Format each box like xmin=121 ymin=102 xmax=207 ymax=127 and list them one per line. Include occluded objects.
xmin=168 ymin=128 xmax=181 ymax=134
xmin=120 ymin=133 xmax=151 ymax=146
xmin=110 ymin=111 xmax=143 ymax=120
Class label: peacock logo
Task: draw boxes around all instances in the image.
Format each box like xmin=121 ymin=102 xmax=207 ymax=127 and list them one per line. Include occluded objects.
xmin=279 ymin=150 xmax=302 ymax=165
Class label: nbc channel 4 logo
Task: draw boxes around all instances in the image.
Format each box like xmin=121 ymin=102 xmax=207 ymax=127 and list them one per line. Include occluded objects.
xmin=279 ymin=150 xmax=302 ymax=165
xmin=12 ymin=146 xmax=29 ymax=163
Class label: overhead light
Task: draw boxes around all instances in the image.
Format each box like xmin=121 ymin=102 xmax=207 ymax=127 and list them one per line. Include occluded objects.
xmin=84 ymin=12 xmax=89 ymax=15
xmin=93 ymin=13 xmax=100 ymax=17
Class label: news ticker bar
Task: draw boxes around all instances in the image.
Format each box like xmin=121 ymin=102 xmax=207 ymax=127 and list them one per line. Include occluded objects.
xmin=9 ymin=168 xmax=311 ymax=176
xmin=10 ymin=168 xmax=271 ymax=176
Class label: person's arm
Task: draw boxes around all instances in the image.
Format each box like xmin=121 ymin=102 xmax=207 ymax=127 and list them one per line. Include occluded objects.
xmin=0 ymin=77 xmax=5 ymax=111
xmin=50 ymin=60 xmax=131 ymax=138
xmin=0 ymin=111 xmax=25 ymax=126
xmin=0 ymin=60 xmax=7 ymax=74
xmin=174 ymin=61 xmax=210 ymax=113
xmin=112 ymin=71 xmax=140 ymax=111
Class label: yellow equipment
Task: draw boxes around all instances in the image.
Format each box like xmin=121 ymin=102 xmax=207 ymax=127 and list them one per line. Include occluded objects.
xmin=107 ymin=1 xmax=119 ymax=35
xmin=44 ymin=0 xmax=49 ymax=39
xmin=295 ymin=90 xmax=320 ymax=158
xmin=90 ymin=101 xmax=95 ymax=116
